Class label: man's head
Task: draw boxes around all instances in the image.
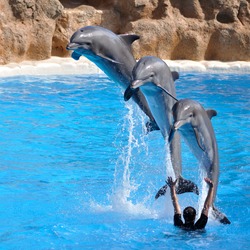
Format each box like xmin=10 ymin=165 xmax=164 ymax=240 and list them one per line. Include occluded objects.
xmin=183 ymin=206 xmax=196 ymax=224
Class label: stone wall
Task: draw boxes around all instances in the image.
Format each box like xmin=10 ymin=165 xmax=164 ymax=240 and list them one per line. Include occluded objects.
xmin=0 ymin=0 xmax=63 ymax=64
xmin=1 ymin=0 xmax=250 ymax=64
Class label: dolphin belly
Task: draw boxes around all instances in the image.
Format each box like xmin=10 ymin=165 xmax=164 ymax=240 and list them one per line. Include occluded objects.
xmin=84 ymin=54 xmax=132 ymax=88
xmin=140 ymin=86 xmax=171 ymax=138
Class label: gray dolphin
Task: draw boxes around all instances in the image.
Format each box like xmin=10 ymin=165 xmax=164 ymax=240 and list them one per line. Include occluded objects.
xmin=66 ymin=26 xmax=158 ymax=132
xmin=124 ymin=56 xmax=198 ymax=196
xmin=169 ymin=99 xmax=230 ymax=224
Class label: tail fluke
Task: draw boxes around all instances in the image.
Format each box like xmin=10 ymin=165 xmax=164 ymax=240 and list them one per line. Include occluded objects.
xmin=155 ymin=183 xmax=168 ymax=199
xmin=212 ymin=205 xmax=231 ymax=224
xmin=146 ymin=120 xmax=160 ymax=133
xmin=175 ymin=176 xmax=199 ymax=195
xmin=155 ymin=176 xmax=199 ymax=199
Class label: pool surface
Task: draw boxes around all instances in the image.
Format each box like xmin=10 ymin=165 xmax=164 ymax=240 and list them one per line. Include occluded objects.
xmin=0 ymin=73 xmax=249 ymax=249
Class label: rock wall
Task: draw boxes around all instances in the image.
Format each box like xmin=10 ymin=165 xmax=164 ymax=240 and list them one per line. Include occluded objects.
xmin=0 ymin=0 xmax=63 ymax=64
xmin=1 ymin=0 xmax=250 ymax=64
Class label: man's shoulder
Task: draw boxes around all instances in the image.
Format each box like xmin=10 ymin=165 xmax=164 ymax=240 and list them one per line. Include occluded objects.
xmin=174 ymin=213 xmax=183 ymax=227
xmin=198 ymin=213 xmax=208 ymax=221
xmin=194 ymin=213 xmax=208 ymax=230
xmin=174 ymin=214 xmax=182 ymax=219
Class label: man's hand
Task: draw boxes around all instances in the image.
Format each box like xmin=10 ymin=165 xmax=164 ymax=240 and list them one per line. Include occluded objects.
xmin=204 ymin=177 xmax=213 ymax=188
xmin=167 ymin=176 xmax=181 ymax=214
xmin=167 ymin=176 xmax=178 ymax=189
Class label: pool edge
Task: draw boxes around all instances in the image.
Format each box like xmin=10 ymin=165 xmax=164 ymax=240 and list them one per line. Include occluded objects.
xmin=0 ymin=57 xmax=250 ymax=77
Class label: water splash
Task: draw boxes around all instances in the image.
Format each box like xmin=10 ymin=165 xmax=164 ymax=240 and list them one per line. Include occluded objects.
xmin=164 ymin=141 xmax=175 ymax=179
xmin=107 ymin=101 xmax=171 ymax=219
xmin=197 ymin=155 xmax=208 ymax=215
xmin=110 ymin=102 xmax=148 ymax=214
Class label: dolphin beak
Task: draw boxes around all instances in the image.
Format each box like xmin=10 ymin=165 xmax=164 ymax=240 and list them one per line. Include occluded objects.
xmin=131 ymin=79 xmax=144 ymax=89
xmin=125 ymin=79 xmax=144 ymax=101
xmin=168 ymin=120 xmax=186 ymax=143
xmin=66 ymin=42 xmax=79 ymax=50
xmin=173 ymin=120 xmax=187 ymax=130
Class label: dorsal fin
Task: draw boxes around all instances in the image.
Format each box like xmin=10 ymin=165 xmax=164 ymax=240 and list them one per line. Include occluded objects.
xmin=119 ymin=34 xmax=140 ymax=47
xmin=206 ymin=109 xmax=217 ymax=119
xmin=171 ymin=71 xmax=179 ymax=81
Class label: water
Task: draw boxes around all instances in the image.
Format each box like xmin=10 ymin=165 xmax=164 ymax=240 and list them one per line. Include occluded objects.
xmin=0 ymin=73 xmax=249 ymax=249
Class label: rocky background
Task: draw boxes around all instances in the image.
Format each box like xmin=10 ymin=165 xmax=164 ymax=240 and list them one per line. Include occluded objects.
xmin=0 ymin=0 xmax=250 ymax=64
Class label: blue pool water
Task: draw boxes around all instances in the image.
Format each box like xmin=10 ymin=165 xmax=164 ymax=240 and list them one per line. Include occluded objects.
xmin=0 ymin=73 xmax=249 ymax=249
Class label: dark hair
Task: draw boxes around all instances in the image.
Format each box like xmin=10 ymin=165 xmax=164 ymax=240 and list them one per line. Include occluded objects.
xmin=183 ymin=206 xmax=196 ymax=222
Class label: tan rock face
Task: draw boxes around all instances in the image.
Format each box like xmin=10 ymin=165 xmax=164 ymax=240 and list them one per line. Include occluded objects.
xmin=0 ymin=0 xmax=63 ymax=64
xmin=0 ymin=0 xmax=250 ymax=64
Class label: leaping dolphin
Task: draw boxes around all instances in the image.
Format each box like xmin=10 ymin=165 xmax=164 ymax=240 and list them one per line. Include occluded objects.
xmin=169 ymin=99 xmax=230 ymax=224
xmin=66 ymin=26 xmax=158 ymax=132
xmin=124 ymin=56 xmax=198 ymax=196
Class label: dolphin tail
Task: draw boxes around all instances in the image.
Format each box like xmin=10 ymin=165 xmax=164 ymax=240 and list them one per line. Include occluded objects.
xmin=168 ymin=125 xmax=176 ymax=143
xmin=155 ymin=183 xmax=168 ymax=199
xmin=146 ymin=120 xmax=160 ymax=133
xmin=175 ymin=176 xmax=199 ymax=195
xmin=211 ymin=205 xmax=231 ymax=224
xmin=155 ymin=176 xmax=199 ymax=199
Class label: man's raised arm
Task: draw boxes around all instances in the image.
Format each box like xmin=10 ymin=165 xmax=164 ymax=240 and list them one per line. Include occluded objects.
xmin=167 ymin=176 xmax=181 ymax=215
xmin=201 ymin=178 xmax=214 ymax=217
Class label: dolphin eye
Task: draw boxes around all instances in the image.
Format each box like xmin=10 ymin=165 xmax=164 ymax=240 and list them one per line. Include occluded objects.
xmin=189 ymin=113 xmax=193 ymax=118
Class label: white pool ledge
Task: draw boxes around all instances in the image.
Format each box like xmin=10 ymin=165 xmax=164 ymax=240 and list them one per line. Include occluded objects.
xmin=0 ymin=57 xmax=250 ymax=77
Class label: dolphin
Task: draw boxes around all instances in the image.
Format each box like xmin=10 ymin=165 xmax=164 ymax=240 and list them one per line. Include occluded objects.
xmin=168 ymin=99 xmax=230 ymax=224
xmin=124 ymin=56 xmax=199 ymax=196
xmin=66 ymin=25 xmax=158 ymax=132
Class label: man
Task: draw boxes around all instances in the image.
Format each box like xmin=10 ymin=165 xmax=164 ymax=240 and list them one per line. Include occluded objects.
xmin=167 ymin=176 xmax=214 ymax=230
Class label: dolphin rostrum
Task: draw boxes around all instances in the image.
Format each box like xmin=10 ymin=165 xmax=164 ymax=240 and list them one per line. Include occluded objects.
xmin=124 ymin=56 xmax=199 ymax=196
xmin=66 ymin=26 xmax=158 ymax=132
xmin=169 ymin=99 xmax=230 ymax=224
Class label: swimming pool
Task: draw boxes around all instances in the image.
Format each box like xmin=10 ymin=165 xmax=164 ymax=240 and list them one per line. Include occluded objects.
xmin=0 ymin=73 xmax=249 ymax=249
